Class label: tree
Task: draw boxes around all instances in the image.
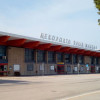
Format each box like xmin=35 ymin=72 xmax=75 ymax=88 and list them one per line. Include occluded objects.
xmin=94 ymin=0 xmax=100 ymax=25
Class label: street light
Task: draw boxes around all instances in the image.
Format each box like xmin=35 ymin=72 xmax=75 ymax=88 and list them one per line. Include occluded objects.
xmin=77 ymin=59 xmax=81 ymax=75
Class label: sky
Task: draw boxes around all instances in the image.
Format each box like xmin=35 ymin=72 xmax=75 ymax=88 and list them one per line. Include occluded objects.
xmin=0 ymin=0 xmax=100 ymax=49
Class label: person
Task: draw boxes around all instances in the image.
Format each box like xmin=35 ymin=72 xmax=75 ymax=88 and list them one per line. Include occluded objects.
xmin=55 ymin=68 xmax=57 ymax=72
xmin=36 ymin=70 xmax=38 ymax=74
xmin=73 ymin=69 xmax=74 ymax=73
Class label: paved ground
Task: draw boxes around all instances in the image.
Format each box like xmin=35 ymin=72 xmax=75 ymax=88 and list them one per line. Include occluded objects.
xmin=0 ymin=74 xmax=100 ymax=100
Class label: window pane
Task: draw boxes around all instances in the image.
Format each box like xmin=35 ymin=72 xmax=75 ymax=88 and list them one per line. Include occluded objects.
xmin=79 ymin=55 xmax=84 ymax=64
xmin=57 ymin=53 xmax=63 ymax=62
xmin=25 ymin=48 xmax=34 ymax=62
xmin=37 ymin=50 xmax=45 ymax=62
xmin=65 ymin=54 xmax=72 ymax=63
xmin=73 ymin=54 xmax=78 ymax=64
xmin=48 ymin=51 xmax=55 ymax=63
xmin=91 ymin=56 xmax=95 ymax=65
xmin=0 ymin=46 xmax=6 ymax=59
xmin=96 ymin=57 xmax=99 ymax=65
xmin=27 ymin=64 xmax=33 ymax=71
xmin=67 ymin=66 xmax=71 ymax=72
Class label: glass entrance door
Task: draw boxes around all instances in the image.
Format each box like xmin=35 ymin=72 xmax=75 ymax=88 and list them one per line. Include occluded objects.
xmin=0 ymin=65 xmax=4 ymax=75
xmin=57 ymin=65 xmax=64 ymax=74
xmin=91 ymin=66 xmax=95 ymax=73
xmin=0 ymin=65 xmax=8 ymax=76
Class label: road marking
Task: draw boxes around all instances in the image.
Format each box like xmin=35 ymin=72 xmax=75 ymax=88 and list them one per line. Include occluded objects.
xmin=60 ymin=90 xmax=100 ymax=100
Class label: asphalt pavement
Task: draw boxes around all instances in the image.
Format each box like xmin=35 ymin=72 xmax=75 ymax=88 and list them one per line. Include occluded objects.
xmin=0 ymin=74 xmax=100 ymax=100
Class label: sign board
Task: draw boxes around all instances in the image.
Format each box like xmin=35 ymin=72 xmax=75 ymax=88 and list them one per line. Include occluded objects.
xmin=40 ymin=65 xmax=44 ymax=71
xmin=57 ymin=62 xmax=64 ymax=65
xmin=14 ymin=64 xmax=20 ymax=71
xmin=50 ymin=66 xmax=55 ymax=70
xmin=74 ymin=67 xmax=77 ymax=71
xmin=96 ymin=66 xmax=99 ymax=71
xmin=40 ymin=33 xmax=97 ymax=50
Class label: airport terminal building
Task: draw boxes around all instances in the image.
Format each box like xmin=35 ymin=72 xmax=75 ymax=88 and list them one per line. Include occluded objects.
xmin=0 ymin=31 xmax=100 ymax=76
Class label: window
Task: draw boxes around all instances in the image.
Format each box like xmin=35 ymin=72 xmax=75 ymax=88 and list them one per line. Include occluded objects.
xmin=27 ymin=64 xmax=33 ymax=71
xmin=74 ymin=66 xmax=78 ymax=71
xmin=96 ymin=57 xmax=99 ymax=65
xmin=73 ymin=54 xmax=78 ymax=64
xmin=91 ymin=56 xmax=95 ymax=65
xmin=37 ymin=50 xmax=45 ymax=62
xmin=39 ymin=64 xmax=44 ymax=70
xmin=57 ymin=53 xmax=63 ymax=62
xmin=67 ymin=66 xmax=71 ymax=72
xmin=65 ymin=54 xmax=72 ymax=63
xmin=0 ymin=46 xmax=6 ymax=60
xmin=80 ymin=66 xmax=84 ymax=72
xmin=25 ymin=48 xmax=34 ymax=62
xmin=79 ymin=55 xmax=84 ymax=64
xmin=50 ymin=65 xmax=55 ymax=70
xmin=48 ymin=51 xmax=55 ymax=63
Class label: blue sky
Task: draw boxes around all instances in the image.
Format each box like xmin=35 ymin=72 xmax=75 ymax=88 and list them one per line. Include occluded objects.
xmin=0 ymin=0 xmax=100 ymax=49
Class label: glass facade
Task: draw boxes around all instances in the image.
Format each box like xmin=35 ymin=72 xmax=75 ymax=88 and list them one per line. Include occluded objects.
xmin=48 ymin=51 xmax=55 ymax=63
xmin=0 ymin=46 xmax=7 ymax=63
xmin=80 ymin=66 xmax=84 ymax=72
xmin=37 ymin=50 xmax=45 ymax=62
xmin=73 ymin=54 xmax=78 ymax=64
xmin=0 ymin=46 xmax=6 ymax=59
xmin=57 ymin=53 xmax=63 ymax=62
xmin=79 ymin=55 xmax=84 ymax=64
xmin=0 ymin=32 xmax=100 ymax=76
xmin=91 ymin=56 xmax=95 ymax=65
xmin=65 ymin=54 xmax=72 ymax=64
xmin=96 ymin=57 xmax=99 ymax=65
xmin=67 ymin=65 xmax=71 ymax=72
xmin=27 ymin=64 xmax=33 ymax=71
xmin=25 ymin=48 xmax=34 ymax=62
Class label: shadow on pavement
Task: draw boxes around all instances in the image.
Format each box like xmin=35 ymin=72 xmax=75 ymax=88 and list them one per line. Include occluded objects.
xmin=0 ymin=79 xmax=30 ymax=84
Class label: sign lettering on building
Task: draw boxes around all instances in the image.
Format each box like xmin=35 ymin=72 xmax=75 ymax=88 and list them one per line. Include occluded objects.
xmin=40 ymin=33 xmax=97 ymax=50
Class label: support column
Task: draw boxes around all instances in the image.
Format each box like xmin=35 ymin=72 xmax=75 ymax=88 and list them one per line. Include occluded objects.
xmin=72 ymin=54 xmax=74 ymax=73
xmin=35 ymin=50 xmax=38 ymax=75
xmin=46 ymin=51 xmax=48 ymax=74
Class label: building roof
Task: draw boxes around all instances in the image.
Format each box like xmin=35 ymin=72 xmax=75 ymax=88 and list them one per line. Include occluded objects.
xmin=0 ymin=31 xmax=100 ymax=57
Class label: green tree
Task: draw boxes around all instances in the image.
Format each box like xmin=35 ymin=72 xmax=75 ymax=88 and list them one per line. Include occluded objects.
xmin=94 ymin=0 xmax=100 ymax=25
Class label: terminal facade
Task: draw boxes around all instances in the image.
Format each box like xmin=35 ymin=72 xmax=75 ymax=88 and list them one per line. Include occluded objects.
xmin=0 ymin=32 xmax=100 ymax=76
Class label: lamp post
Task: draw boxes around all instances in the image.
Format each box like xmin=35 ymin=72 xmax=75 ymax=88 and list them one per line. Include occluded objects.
xmin=77 ymin=57 xmax=81 ymax=75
